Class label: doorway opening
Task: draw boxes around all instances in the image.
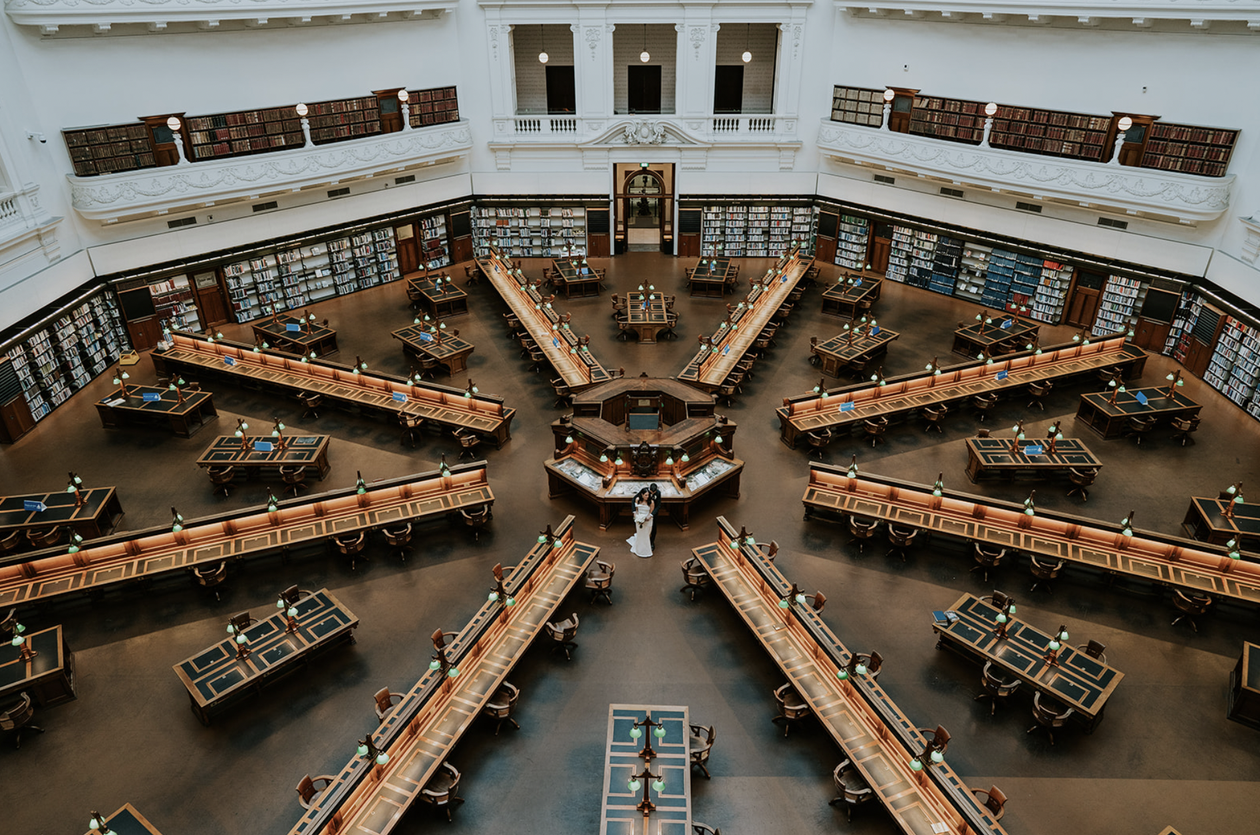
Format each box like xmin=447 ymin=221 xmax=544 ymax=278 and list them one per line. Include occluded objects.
xmin=614 ymin=164 xmax=673 ymax=253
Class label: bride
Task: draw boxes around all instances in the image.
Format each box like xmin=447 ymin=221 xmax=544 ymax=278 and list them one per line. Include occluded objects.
xmin=626 ymin=489 xmax=654 ymax=558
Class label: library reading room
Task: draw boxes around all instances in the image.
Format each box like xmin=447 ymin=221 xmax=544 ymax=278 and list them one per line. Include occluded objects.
xmin=1 ymin=4 xmax=1259 ymax=835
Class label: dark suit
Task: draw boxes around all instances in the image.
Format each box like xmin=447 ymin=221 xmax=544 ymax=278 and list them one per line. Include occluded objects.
xmin=648 ymin=486 xmax=662 ymax=548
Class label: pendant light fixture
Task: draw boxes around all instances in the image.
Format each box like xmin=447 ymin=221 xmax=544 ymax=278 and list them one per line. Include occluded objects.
xmin=538 ymin=23 xmax=548 ymax=64
xmin=742 ymin=23 xmax=752 ymax=63
xmin=640 ymin=24 xmax=650 ymax=63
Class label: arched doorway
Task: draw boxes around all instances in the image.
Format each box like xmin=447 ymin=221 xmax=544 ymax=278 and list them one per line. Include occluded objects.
xmin=615 ymin=164 xmax=673 ymax=253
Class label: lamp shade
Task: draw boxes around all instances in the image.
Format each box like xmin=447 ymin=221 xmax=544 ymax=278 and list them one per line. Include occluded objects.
xmin=741 ymin=50 xmax=752 ymax=63
xmin=1118 ymin=116 xmax=1133 ymax=132
xmin=984 ymin=102 xmax=998 ymax=117
xmin=296 ymin=103 xmax=308 ymax=117
xmin=397 ymin=89 xmax=409 ymax=103
xmin=166 ymin=116 xmax=181 ymax=131
xmin=640 ymin=50 xmax=650 ymax=62
xmin=883 ymin=89 xmax=895 ymax=102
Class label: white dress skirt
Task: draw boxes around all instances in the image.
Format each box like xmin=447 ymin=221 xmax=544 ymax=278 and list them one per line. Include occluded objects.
xmin=626 ymin=503 xmax=654 ymax=558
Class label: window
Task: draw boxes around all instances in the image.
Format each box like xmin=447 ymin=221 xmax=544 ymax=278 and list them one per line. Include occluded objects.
xmin=627 ymin=66 xmax=662 ymax=114
xmin=546 ymin=66 xmax=576 ymax=114
xmin=713 ymin=66 xmax=744 ymax=114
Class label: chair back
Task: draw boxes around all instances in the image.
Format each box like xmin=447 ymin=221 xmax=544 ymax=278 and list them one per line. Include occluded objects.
xmin=848 ymin=517 xmax=878 ymax=538
xmin=808 ymin=592 xmax=827 ymax=613
xmin=195 ymin=561 xmax=227 ymax=586
xmin=374 ymin=688 xmax=399 ymax=720
xmin=296 ymin=776 xmax=318 ymax=806
xmin=866 ymin=650 xmax=884 ymax=676
xmin=984 ymin=786 xmax=1007 ymax=814
xmin=384 ymin=523 xmax=413 ymax=547
xmin=0 ymin=692 xmax=34 ymax=730
xmin=1084 ymin=640 xmax=1107 ymax=659
xmin=335 ymin=530 xmax=366 ymax=554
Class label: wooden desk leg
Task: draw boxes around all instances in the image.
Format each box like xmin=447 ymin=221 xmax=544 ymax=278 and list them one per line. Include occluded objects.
xmin=190 ymin=692 xmax=211 ymax=726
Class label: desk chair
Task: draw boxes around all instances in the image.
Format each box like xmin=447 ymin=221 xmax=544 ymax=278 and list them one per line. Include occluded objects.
xmin=847 ymin=517 xmax=880 ymax=554
xmin=459 ymin=505 xmax=492 ymax=542
xmin=297 ymin=392 xmax=322 ymax=421
xmin=689 ymin=723 xmax=716 ymax=779
xmin=332 ymin=530 xmax=368 ymax=572
xmin=829 ymin=759 xmax=874 ymax=820
xmin=453 ymin=428 xmax=482 ymax=461
xmin=416 ymin=355 xmax=443 ymax=381
xmin=971 ymin=786 xmax=1008 ymax=822
xmin=1171 ymin=589 xmax=1212 ymax=632
xmin=0 ymin=692 xmax=44 ymax=749
xmin=610 ymin=294 xmax=627 ymax=317
xmin=692 ymin=824 xmax=722 ymax=835
xmin=527 ymin=345 xmax=550 ymax=372
xmin=482 ymin=682 xmax=521 ymax=736
xmin=550 ymin=377 xmax=573 ymax=409
xmin=803 ymin=592 xmax=827 ymax=613
xmin=1079 ymin=640 xmax=1108 ymax=665
xmin=809 ymin=336 xmax=821 ymax=366
xmin=193 ymin=561 xmax=228 ymax=602
xmin=972 ymin=393 xmax=998 ymax=422
xmin=971 ymin=543 xmax=1006 ymax=584
xmin=1066 ymin=467 xmax=1099 ymax=501
xmin=421 ymin=762 xmax=465 ymax=822
xmin=862 ymin=416 xmax=889 ymax=448
xmin=373 ymin=687 xmax=403 ymax=723
xmin=26 ymin=526 xmax=63 ymax=550
xmin=756 ymin=540 xmax=779 ymax=561
xmin=886 ymin=525 xmax=919 ymax=562
xmin=1029 ymin=555 xmax=1065 ymax=593
xmin=382 ymin=523 xmax=413 ymax=562
xmin=1170 ymin=415 xmax=1201 ymax=446
xmin=584 ymin=559 xmax=615 ymax=604
xmin=660 ymin=312 xmax=680 ymax=340
xmin=0 ymin=609 xmax=16 ymax=639
xmin=502 ymin=313 xmax=524 ymax=340
xmin=1027 ymin=692 xmax=1074 ymax=745
xmin=923 ymin=404 xmax=948 ymax=433
xmin=1 ymin=530 xmax=24 ymax=557
xmin=207 ymin=465 xmax=235 ymax=496
xmin=804 ymin=428 xmax=833 ymax=460
xmin=463 ymin=264 xmax=480 ymax=286
xmin=406 ymin=283 xmax=424 ymax=310
xmin=399 ymin=413 xmax=425 ymax=448
xmin=295 ymin=774 xmax=336 ymax=810
xmin=974 ymin=661 xmax=1021 ymax=715
xmin=1026 ymin=381 xmax=1053 ymax=411
xmin=545 ymin=614 xmax=579 ymax=660
xmin=279 ymin=465 xmax=307 ymax=498
xmin=716 ymin=374 xmax=742 ymax=407
xmin=772 ymin=683 xmax=810 ymax=737
xmin=1126 ymin=415 xmax=1157 ymax=446
xmin=680 ymin=556 xmax=711 ymax=601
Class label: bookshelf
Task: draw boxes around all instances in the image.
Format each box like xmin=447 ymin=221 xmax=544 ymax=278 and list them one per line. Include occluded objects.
xmin=1168 ymin=292 xmax=1201 ymax=361
xmin=830 ymin=86 xmax=885 ymax=127
xmin=691 ymin=203 xmax=816 ymax=258
xmin=927 ymin=235 xmax=962 ymax=296
xmin=906 ymin=230 xmax=937 ymax=290
xmin=885 ymin=225 xmax=915 ymax=283
xmin=185 ymin=107 xmax=305 ymax=162
xmin=406 ymin=86 xmax=461 ymax=128
xmin=989 ymin=107 xmax=1111 ymax=162
xmin=746 ymin=206 xmax=770 ymax=256
xmin=472 ymin=205 xmax=588 ymax=258
xmin=980 ymin=248 xmax=1017 ymax=308
xmin=834 ymin=214 xmax=870 ymax=270
xmin=147 ymin=275 xmax=201 ymax=333
xmin=1204 ymin=317 xmax=1260 ymax=409
xmin=63 ymin=123 xmax=156 ymax=177
xmin=3 ymin=289 xmax=129 ymax=423
xmin=909 ymin=96 xmax=986 ymax=144
xmin=955 ymin=244 xmax=991 ymax=303
xmin=1002 ymin=253 xmax=1044 ymax=316
xmin=307 ymin=96 xmax=383 ymax=145
xmin=1028 ymin=261 xmax=1073 ymax=324
xmin=419 ymin=215 xmax=451 ymax=270
xmin=1140 ymin=123 xmax=1238 ymax=178
xmin=1092 ymin=275 xmax=1147 ymax=335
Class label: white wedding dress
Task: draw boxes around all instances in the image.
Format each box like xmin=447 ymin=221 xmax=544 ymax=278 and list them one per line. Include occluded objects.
xmin=626 ymin=501 xmax=654 ymax=558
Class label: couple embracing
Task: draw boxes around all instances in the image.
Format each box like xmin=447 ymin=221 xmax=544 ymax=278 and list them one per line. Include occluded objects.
xmin=626 ymin=483 xmax=661 ymax=558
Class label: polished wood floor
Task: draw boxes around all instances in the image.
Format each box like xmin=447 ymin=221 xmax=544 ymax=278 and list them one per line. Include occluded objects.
xmin=3 ymin=253 xmax=1259 ymax=835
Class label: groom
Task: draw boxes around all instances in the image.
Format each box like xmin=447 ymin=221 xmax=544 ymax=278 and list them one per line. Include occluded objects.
xmin=648 ymin=483 xmax=662 ymax=550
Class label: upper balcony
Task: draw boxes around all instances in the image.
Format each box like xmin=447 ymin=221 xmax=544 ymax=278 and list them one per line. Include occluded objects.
xmin=0 ymin=183 xmax=61 ymax=267
xmin=487 ymin=115 xmax=803 ymax=170
xmin=843 ymin=1 xmax=1260 ymax=32
xmin=816 ymin=119 xmax=1235 ymax=223
xmin=68 ymin=120 xmax=473 ymax=222
xmin=5 ymin=0 xmax=455 ymax=36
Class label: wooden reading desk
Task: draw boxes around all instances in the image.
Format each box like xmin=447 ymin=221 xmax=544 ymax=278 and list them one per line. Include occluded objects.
xmin=821 ymin=273 xmax=882 ymax=319
xmin=285 ymin=515 xmax=597 ymax=835
xmin=934 ymin=593 xmax=1123 ymax=731
xmin=600 ymin=705 xmax=692 ymax=835
xmin=81 ymin=804 xmax=163 ymax=835
xmin=1228 ymin=641 xmax=1260 ymax=730
xmin=965 ymin=437 xmax=1102 ymax=483
xmin=778 ymin=333 xmax=1147 ymax=448
xmin=391 ymin=324 xmax=475 ymax=375
xmin=1183 ymin=497 xmax=1260 ymax=549
xmin=173 ymin=588 xmax=358 ymax=724
xmin=0 ymin=486 xmax=124 ymax=547
xmin=552 ymin=258 xmax=602 ymax=298
xmin=814 ymin=326 xmax=899 ymax=377
xmin=252 ymin=315 xmax=339 ymax=358
xmin=407 ymin=274 xmax=468 ymax=319
xmin=478 ymin=247 xmax=613 ymax=392
xmin=801 ymin=465 xmax=1260 ymax=606
xmin=678 ymin=246 xmax=813 ymax=391
xmin=0 ymin=623 xmax=75 ymax=706
xmin=0 ymin=464 xmax=494 ymax=609
xmin=621 ymin=292 xmax=671 ymax=344
xmin=195 ymin=434 xmax=331 ymax=480
xmin=689 ymin=257 xmax=733 ymax=297
xmin=96 ymin=384 xmax=217 ymax=437
xmin=694 ymin=516 xmax=1006 ymax=835
xmin=952 ymin=315 xmax=1040 ymax=358
xmin=153 ymin=333 xmax=513 ymax=447
xmin=1076 ymin=386 xmax=1201 ymax=439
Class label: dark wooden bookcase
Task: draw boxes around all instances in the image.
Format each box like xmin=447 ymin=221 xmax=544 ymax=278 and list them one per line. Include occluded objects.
xmin=62 ymin=123 xmax=157 ymax=177
xmin=909 ymin=96 xmax=986 ymax=144
xmin=830 ymin=86 xmax=884 ymax=127
xmin=306 ymin=96 xmax=382 ymax=145
xmin=407 ymin=86 xmax=460 ymax=128
xmin=185 ymin=107 xmax=305 ymax=161
xmin=1140 ymin=123 xmax=1238 ymax=178
xmin=989 ymin=106 xmax=1111 ymax=161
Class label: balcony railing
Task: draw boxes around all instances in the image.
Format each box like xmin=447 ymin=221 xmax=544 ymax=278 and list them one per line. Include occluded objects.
xmin=67 ymin=121 xmax=472 ymax=221
xmin=816 ymin=119 xmax=1234 ymax=223
xmin=0 ymin=182 xmax=61 ymax=270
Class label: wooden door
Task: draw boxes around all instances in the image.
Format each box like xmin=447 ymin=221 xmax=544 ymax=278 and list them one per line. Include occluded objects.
xmin=126 ymin=317 xmax=164 ymax=352
xmin=1109 ymin=113 xmax=1157 ymax=167
xmin=1133 ymin=318 xmax=1171 ymax=351
xmin=193 ymin=271 xmax=230 ymax=327
xmin=815 ymin=211 xmax=839 ymax=265
xmin=0 ymin=395 xmax=35 ymax=444
xmin=449 ymin=210 xmax=473 ymax=264
xmin=888 ymin=90 xmax=916 ymax=134
xmin=395 ymin=223 xmax=420 ymax=274
xmin=1066 ymin=269 xmax=1106 ymax=328
xmin=588 ymin=208 xmax=611 ymax=257
xmin=376 ymin=90 xmax=404 ymax=133
xmin=869 ymin=223 xmax=893 ymax=273
xmin=141 ymin=114 xmax=186 ymax=167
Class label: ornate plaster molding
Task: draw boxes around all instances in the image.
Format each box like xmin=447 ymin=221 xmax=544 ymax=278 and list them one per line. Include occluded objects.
xmin=817 ymin=120 xmax=1234 ymax=222
xmin=69 ymin=122 xmax=472 ymax=220
xmin=842 ymin=1 xmax=1260 ymax=30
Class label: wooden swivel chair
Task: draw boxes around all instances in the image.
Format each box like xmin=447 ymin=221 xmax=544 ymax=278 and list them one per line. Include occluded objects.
xmin=923 ymin=404 xmax=948 ymax=433
xmin=399 ymin=413 xmax=425 ymax=448
xmin=332 ymin=530 xmax=368 ymax=572
xmin=847 ymin=517 xmax=880 ymax=554
xmin=688 ymin=723 xmax=716 ymax=779
xmin=382 ymin=523 xmax=413 ymax=562
xmin=0 ymin=692 xmax=44 ymax=749
xmin=1026 ymin=380 xmax=1053 ymax=410
xmin=692 ymin=824 xmax=722 ymax=835
xmin=972 ymin=393 xmax=998 ymax=422
xmin=808 ymin=336 xmax=821 ymax=366
xmin=453 ymin=428 xmax=482 ymax=461
xmin=584 ymin=559 xmax=615 ymax=604
xmin=481 ymin=682 xmax=521 ymax=735
xmin=193 ymin=561 xmax=228 ymax=601
xmin=298 ymin=392 xmax=322 ymax=420
xmin=1126 ymin=415 xmax=1157 ymax=446
xmin=545 ymin=614 xmax=579 ymax=660
xmin=1066 ymin=467 xmax=1099 ymax=501
xmin=1171 ymin=589 xmax=1212 ymax=632
xmin=550 ymin=378 xmax=573 ymax=409
xmin=680 ymin=556 xmax=711 ymax=601
xmin=1029 ymin=555 xmax=1065 ymax=593
xmin=295 ymin=774 xmax=336 ymax=810
xmin=1079 ymin=640 xmax=1108 ymax=665
xmin=886 ymin=525 xmax=919 ymax=562
xmin=772 ymin=683 xmax=810 ymax=737
xmin=279 ymin=465 xmax=307 ymax=498
xmin=1 ymin=530 xmax=25 ymax=557
xmin=862 ymin=416 xmax=889 ymax=448
xmin=420 ymin=762 xmax=464 ymax=822
xmin=829 ymin=759 xmax=874 ymax=820
xmin=207 ymin=465 xmax=235 ymax=496
xmin=971 ymin=786 xmax=1008 ymax=821
xmin=459 ymin=505 xmax=491 ymax=542
xmin=373 ymin=687 xmax=403 ymax=723
xmin=756 ymin=540 xmax=779 ymax=561
xmin=974 ymin=661 xmax=1021 ymax=715
xmin=804 ymin=428 xmax=834 ymax=460
xmin=463 ymin=263 xmax=480 ymax=286
xmin=1170 ymin=415 xmax=1201 ymax=446
xmin=1027 ymin=692 xmax=1074 ymax=745
xmin=971 ymin=543 xmax=1006 ymax=584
